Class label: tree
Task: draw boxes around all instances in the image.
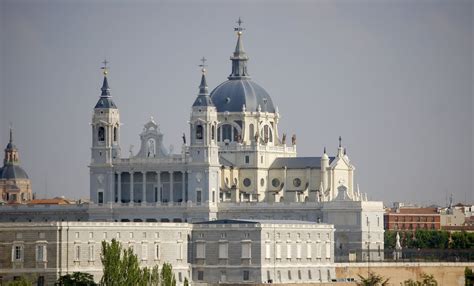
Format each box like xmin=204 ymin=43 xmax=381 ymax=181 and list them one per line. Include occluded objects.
xmin=403 ymin=272 xmax=438 ymax=286
xmin=183 ymin=277 xmax=189 ymax=286
xmin=6 ymin=277 xmax=31 ymax=286
xmin=57 ymin=272 xmax=97 ymax=286
xmin=160 ymin=262 xmax=176 ymax=286
xmin=100 ymin=239 xmax=159 ymax=286
xmin=465 ymin=267 xmax=474 ymax=286
xmin=357 ymin=271 xmax=389 ymax=286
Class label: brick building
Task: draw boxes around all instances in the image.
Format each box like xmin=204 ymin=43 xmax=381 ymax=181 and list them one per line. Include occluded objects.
xmin=384 ymin=207 xmax=440 ymax=231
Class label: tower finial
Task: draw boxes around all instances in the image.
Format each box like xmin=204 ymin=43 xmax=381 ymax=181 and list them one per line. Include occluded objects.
xmin=9 ymin=122 xmax=13 ymax=143
xmin=199 ymin=57 xmax=208 ymax=74
xmin=339 ymin=136 xmax=342 ymax=148
xmin=101 ymin=58 xmax=109 ymax=76
xmin=234 ymin=17 xmax=245 ymax=35
xmin=324 ymin=146 xmax=326 ymax=154
xmin=229 ymin=17 xmax=250 ymax=79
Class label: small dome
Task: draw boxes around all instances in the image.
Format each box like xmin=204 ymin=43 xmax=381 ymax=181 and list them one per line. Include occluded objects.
xmin=0 ymin=165 xmax=29 ymax=180
xmin=210 ymin=79 xmax=275 ymax=113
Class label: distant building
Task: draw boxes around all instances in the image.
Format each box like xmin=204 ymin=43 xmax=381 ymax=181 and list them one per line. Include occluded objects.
xmin=440 ymin=203 xmax=474 ymax=232
xmin=384 ymin=207 xmax=440 ymax=231
xmin=0 ymin=128 xmax=32 ymax=204
xmin=28 ymin=197 xmax=72 ymax=205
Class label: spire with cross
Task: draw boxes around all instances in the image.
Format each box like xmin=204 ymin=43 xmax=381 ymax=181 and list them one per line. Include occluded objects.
xmin=101 ymin=59 xmax=109 ymax=76
xmin=199 ymin=57 xmax=207 ymax=73
xmin=9 ymin=122 xmax=13 ymax=144
xmin=234 ymin=17 xmax=245 ymax=34
xmin=229 ymin=17 xmax=250 ymax=79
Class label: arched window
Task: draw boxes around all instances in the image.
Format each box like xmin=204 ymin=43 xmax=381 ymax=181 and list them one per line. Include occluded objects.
xmin=147 ymin=139 xmax=156 ymax=158
xmin=233 ymin=127 xmax=239 ymax=142
xmin=222 ymin=125 xmax=232 ymax=141
xmin=113 ymin=127 xmax=118 ymax=142
xmin=249 ymin=124 xmax=254 ymax=141
xmin=196 ymin=125 xmax=203 ymax=140
xmin=211 ymin=125 xmax=215 ymax=140
xmin=98 ymin=127 xmax=105 ymax=142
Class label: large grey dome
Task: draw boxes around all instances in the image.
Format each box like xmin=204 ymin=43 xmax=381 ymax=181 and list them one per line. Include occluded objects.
xmin=210 ymin=79 xmax=275 ymax=113
xmin=0 ymin=165 xmax=29 ymax=180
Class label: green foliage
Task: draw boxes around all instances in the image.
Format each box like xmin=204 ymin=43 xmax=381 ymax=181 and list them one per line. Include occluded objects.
xmin=403 ymin=272 xmax=438 ymax=285
xmin=6 ymin=277 xmax=31 ymax=286
xmin=183 ymin=277 xmax=189 ymax=286
xmin=57 ymin=272 xmax=97 ymax=286
xmin=160 ymin=262 xmax=176 ymax=286
xmin=466 ymin=267 xmax=474 ymax=286
xmin=100 ymin=239 xmax=159 ymax=286
xmin=357 ymin=271 xmax=390 ymax=286
xmin=384 ymin=230 xmax=474 ymax=249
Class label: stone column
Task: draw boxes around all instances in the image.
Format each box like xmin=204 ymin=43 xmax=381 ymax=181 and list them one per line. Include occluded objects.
xmin=130 ymin=172 xmax=134 ymax=203
xmin=169 ymin=171 xmax=174 ymax=203
xmin=157 ymin=171 xmax=161 ymax=203
xmin=181 ymin=172 xmax=185 ymax=204
xmin=142 ymin=172 xmax=146 ymax=203
xmin=117 ymin=172 xmax=122 ymax=203
xmin=108 ymin=171 xmax=114 ymax=203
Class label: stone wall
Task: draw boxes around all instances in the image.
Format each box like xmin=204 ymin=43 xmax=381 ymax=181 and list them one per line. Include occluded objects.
xmin=336 ymin=262 xmax=474 ymax=286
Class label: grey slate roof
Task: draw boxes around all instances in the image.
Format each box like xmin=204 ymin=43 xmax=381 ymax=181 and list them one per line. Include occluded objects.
xmin=210 ymin=79 xmax=275 ymax=113
xmin=193 ymin=219 xmax=319 ymax=225
xmin=192 ymin=73 xmax=215 ymax=107
xmin=94 ymin=76 xmax=117 ymax=109
xmin=269 ymin=156 xmax=335 ymax=169
xmin=0 ymin=165 xmax=29 ymax=180
xmin=95 ymin=98 xmax=117 ymax=109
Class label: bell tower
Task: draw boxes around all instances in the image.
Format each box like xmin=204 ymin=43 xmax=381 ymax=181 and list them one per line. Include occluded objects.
xmin=90 ymin=60 xmax=120 ymax=204
xmin=188 ymin=59 xmax=220 ymax=207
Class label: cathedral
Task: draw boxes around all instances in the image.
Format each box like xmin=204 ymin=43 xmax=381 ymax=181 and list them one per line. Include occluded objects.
xmin=88 ymin=19 xmax=384 ymax=262
xmin=90 ymin=20 xmax=363 ymax=210
xmin=0 ymin=20 xmax=384 ymax=265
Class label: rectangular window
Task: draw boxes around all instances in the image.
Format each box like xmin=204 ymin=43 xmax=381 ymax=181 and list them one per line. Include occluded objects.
xmin=196 ymin=190 xmax=202 ymax=203
xmin=154 ymin=244 xmax=160 ymax=260
xmin=197 ymin=271 xmax=204 ymax=281
xmin=265 ymin=243 xmax=271 ymax=259
xmin=243 ymin=270 xmax=250 ymax=281
xmin=245 ymin=155 xmax=249 ymax=164
xmin=241 ymin=242 xmax=251 ymax=259
xmin=142 ymin=244 xmax=148 ymax=260
xmin=325 ymin=242 xmax=331 ymax=259
xmin=276 ymin=243 xmax=281 ymax=259
xmin=308 ymin=270 xmax=312 ymax=280
xmin=219 ymin=243 xmax=228 ymax=259
xmin=306 ymin=243 xmax=312 ymax=259
xmin=12 ymin=245 xmax=22 ymax=261
xmin=288 ymin=270 xmax=292 ymax=280
xmin=98 ymin=191 xmax=104 ymax=204
xmin=267 ymin=271 xmax=271 ymax=282
xmin=37 ymin=276 xmax=45 ymax=286
xmin=286 ymin=243 xmax=292 ymax=259
xmin=296 ymin=243 xmax=302 ymax=259
xmin=316 ymin=242 xmax=321 ymax=258
xmin=89 ymin=245 xmax=95 ymax=261
xmin=177 ymin=243 xmax=183 ymax=260
xmin=196 ymin=243 xmax=206 ymax=259
xmin=212 ymin=191 xmax=215 ymax=203
xmin=298 ymin=270 xmax=302 ymax=280
xmin=75 ymin=245 xmax=81 ymax=261
xmin=36 ymin=245 xmax=46 ymax=262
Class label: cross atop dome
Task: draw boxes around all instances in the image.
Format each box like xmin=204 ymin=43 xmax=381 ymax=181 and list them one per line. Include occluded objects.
xmin=234 ymin=17 xmax=245 ymax=35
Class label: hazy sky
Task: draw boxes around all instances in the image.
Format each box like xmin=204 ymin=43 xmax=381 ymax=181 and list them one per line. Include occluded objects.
xmin=0 ymin=0 xmax=472 ymax=206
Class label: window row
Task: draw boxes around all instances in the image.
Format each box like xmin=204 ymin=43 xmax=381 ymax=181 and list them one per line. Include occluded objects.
xmin=11 ymin=244 xmax=47 ymax=263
